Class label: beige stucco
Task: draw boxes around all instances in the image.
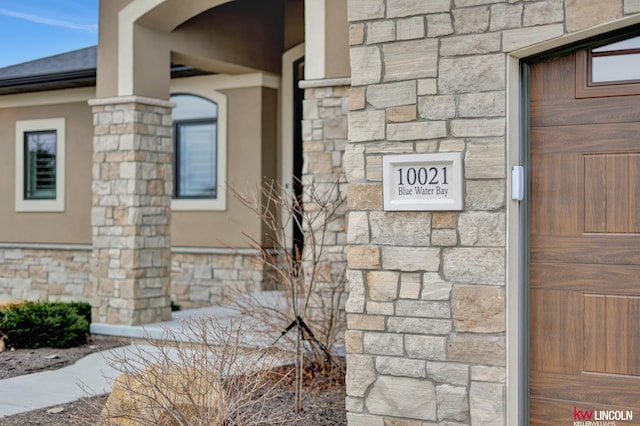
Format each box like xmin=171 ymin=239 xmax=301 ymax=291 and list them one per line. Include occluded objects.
xmin=131 ymin=24 xmax=172 ymax=99
xmin=0 ymin=102 xmax=93 ymax=244
xmin=97 ymin=0 xmax=307 ymax=99
xmin=117 ymin=0 xmax=233 ymax=98
xmin=305 ymin=0 xmax=350 ymax=80
xmin=96 ymin=0 xmax=133 ymax=98
xmin=325 ymin=0 xmax=350 ymax=78
xmin=171 ymin=86 xmax=278 ymax=247
xmin=97 ymin=0 xmax=346 ymax=98
xmin=2 ymin=74 xmax=278 ymax=248
xmin=171 ymin=0 xmax=286 ymax=76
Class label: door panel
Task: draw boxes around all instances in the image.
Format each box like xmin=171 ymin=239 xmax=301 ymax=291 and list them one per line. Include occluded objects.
xmin=529 ymin=50 xmax=640 ymax=425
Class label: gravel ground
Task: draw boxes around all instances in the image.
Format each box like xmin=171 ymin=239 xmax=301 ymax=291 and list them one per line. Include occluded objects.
xmin=0 ymin=335 xmax=126 ymax=380
xmin=0 ymin=336 xmax=346 ymax=425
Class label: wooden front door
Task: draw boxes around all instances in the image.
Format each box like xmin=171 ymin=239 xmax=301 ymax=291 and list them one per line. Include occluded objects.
xmin=529 ymin=47 xmax=640 ymax=425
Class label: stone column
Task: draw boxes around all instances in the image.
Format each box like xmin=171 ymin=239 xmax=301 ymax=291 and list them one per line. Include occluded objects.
xmin=299 ymin=79 xmax=350 ymax=342
xmin=346 ymin=2 xmax=506 ymax=424
xmin=89 ymin=96 xmax=173 ymax=325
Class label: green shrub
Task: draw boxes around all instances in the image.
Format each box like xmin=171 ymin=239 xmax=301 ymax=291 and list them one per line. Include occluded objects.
xmin=66 ymin=301 xmax=92 ymax=324
xmin=0 ymin=301 xmax=90 ymax=349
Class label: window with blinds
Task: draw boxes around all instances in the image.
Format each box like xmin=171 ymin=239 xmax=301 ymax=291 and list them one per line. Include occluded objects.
xmin=24 ymin=130 xmax=57 ymax=200
xmin=170 ymin=94 xmax=218 ymax=199
xmin=176 ymin=121 xmax=217 ymax=198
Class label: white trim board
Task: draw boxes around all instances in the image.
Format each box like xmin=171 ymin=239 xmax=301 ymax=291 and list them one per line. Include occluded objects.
xmin=15 ymin=118 xmax=66 ymax=213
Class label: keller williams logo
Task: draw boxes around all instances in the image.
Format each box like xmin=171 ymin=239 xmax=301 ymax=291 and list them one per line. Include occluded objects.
xmin=573 ymin=406 xmax=633 ymax=426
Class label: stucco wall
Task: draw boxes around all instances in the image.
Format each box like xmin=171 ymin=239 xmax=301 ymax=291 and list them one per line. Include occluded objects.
xmin=171 ymin=0 xmax=285 ymax=75
xmin=96 ymin=0 xmax=134 ymax=98
xmin=97 ymin=0 xmax=303 ymax=98
xmin=0 ymin=101 xmax=93 ymax=244
xmin=0 ymin=77 xmax=277 ymax=248
xmin=171 ymin=86 xmax=279 ymax=248
xmin=0 ymin=78 xmax=280 ymax=311
xmin=325 ymin=0 xmax=351 ymax=79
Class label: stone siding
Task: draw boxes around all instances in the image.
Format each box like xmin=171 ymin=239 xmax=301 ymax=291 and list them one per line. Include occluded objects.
xmin=300 ymin=80 xmax=350 ymax=341
xmin=345 ymin=0 xmax=639 ymax=424
xmin=171 ymin=250 xmax=266 ymax=309
xmin=0 ymin=246 xmax=92 ymax=303
xmin=89 ymin=96 xmax=174 ymax=326
xmin=0 ymin=246 xmax=267 ymax=310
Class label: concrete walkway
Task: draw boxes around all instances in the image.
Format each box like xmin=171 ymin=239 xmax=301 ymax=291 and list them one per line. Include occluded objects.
xmin=0 ymin=302 xmax=289 ymax=419
xmin=0 ymin=345 xmax=133 ymax=418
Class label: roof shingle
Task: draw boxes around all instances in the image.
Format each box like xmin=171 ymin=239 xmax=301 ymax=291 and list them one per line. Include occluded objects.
xmin=0 ymin=46 xmax=96 ymax=80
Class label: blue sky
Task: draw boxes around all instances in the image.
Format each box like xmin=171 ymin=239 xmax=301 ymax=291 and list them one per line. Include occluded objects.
xmin=0 ymin=0 xmax=98 ymax=68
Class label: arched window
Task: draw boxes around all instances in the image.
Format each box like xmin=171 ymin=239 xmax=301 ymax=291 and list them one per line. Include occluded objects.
xmin=171 ymin=94 xmax=218 ymax=199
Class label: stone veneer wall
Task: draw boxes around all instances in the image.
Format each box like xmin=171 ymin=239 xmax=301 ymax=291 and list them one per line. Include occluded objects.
xmin=344 ymin=0 xmax=640 ymax=424
xmin=299 ymin=79 xmax=350 ymax=339
xmin=171 ymin=249 xmax=266 ymax=308
xmin=0 ymin=246 xmax=266 ymax=309
xmin=0 ymin=246 xmax=92 ymax=303
xmin=89 ymin=96 xmax=174 ymax=326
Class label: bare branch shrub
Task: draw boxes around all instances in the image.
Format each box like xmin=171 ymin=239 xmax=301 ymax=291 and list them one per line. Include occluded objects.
xmin=229 ymin=177 xmax=347 ymax=354
xmin=93 ymin=317 xmax=293 ymax=425
xmin=228 ymin=177 xmax=347 ymax=412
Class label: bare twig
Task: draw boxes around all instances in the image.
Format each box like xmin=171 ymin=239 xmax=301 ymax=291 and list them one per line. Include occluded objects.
xmin=90 ymin=317 xmax=293 ymax=425
xmin=228 ymin=176 xmax=347 ymax=413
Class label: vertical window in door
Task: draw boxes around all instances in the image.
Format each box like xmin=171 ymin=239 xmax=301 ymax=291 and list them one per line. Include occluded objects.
xmin=591 ymin=35 xmax=640 ymax=84
xmin=576 ymin=34 xmax=640 ymax=98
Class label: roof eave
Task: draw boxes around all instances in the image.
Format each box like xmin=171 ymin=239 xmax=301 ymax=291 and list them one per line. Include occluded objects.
xmin=0 ymin=66 xmax=211 ymax=95
xmin=0 ymin=69 xmax=97 ymax=95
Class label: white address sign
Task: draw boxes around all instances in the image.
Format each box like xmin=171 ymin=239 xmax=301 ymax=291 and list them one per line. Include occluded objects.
xmin=383 ymin=153 xmax=464 ymax=211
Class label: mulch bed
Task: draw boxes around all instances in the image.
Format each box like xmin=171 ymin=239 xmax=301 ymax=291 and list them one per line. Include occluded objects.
xmin=0 ymin=335 xmax=127 ymax=380
xmin=0 ymin=336 xmax=346 ymax=425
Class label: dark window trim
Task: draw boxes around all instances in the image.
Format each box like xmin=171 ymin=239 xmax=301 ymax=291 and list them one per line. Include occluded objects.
xmin=576 ymin=49 xmax=640 ymax=98
xmin=173 ymin=117 xmax=218 ymax=199
xmin=23 ymin=130 xmax=57 ymax=200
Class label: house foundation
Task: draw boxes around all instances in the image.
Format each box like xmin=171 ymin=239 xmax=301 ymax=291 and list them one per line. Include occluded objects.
xmin=0 ymin=245 xmax=92 ymax=303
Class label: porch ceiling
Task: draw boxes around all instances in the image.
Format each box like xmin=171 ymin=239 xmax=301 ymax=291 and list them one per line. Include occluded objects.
xmin=110 ymin=0 xmax=293 ymax=97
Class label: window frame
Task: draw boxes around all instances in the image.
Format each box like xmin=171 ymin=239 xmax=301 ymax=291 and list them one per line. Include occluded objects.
xmin=15 ymin=118 xmax=65 ymax=212
xmin=170 ymin=91 xmax=227 ymax=211
xmin=173 ymin=117 xmax=218 ymax=199
xmin=24 ymin=130 xmax=58 ymax=200
xmin=576 ymin=47 xmax=640 ymax=98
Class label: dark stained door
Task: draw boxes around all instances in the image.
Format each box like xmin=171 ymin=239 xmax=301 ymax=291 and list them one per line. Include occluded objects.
xmin=529 ymin=50 xmax=640 ymax=424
